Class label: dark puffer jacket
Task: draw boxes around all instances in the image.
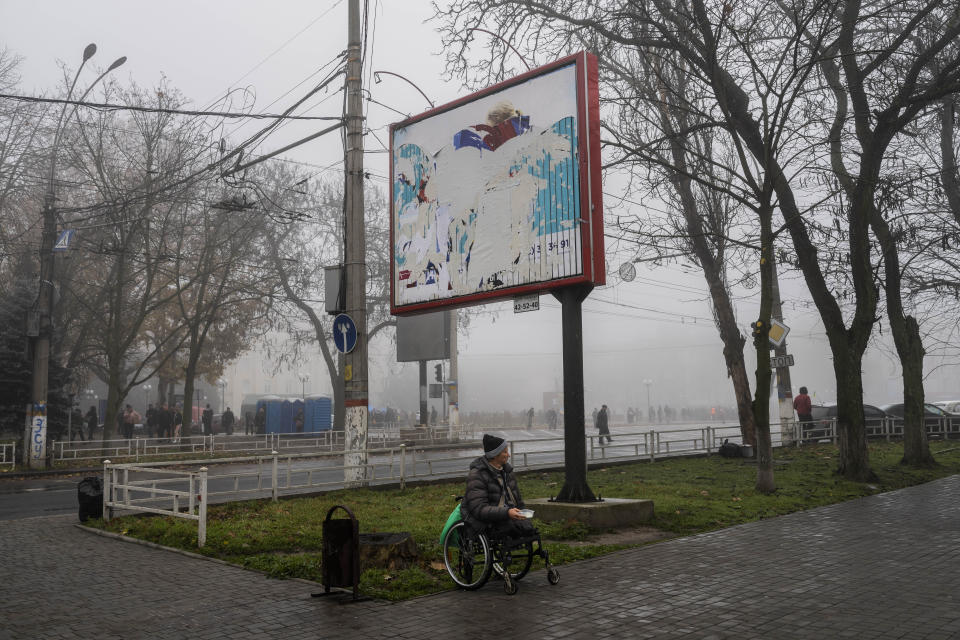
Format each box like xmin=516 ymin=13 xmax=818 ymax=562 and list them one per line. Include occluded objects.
xmin=461 ymin=456 xmax=525 ymax=530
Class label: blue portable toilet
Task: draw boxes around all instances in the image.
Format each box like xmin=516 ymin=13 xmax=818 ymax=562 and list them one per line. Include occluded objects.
xmin=304 ymin=395 xmax=332 ymax=432
xmin=286 ymin=399 xmax=305 ymax=433
xmin=257 ymin=396 xmax=285 ymax=434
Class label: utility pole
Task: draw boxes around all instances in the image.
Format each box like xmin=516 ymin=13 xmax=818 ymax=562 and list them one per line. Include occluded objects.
xmin=771 ymin=257 xmax=795 ymax=445
xmin=343 ymin=0 xmax=369 ymax=485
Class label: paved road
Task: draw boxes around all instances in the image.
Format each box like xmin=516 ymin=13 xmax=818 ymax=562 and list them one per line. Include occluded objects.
xmin=2 ymin=475 xmax=957 ymax=639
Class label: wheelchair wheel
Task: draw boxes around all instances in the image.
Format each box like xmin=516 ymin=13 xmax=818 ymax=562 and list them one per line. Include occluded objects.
xmin=492 ymin=540 xmax=534 ymax=581
xmin=442 ymin=521 xmax=492 ymax=590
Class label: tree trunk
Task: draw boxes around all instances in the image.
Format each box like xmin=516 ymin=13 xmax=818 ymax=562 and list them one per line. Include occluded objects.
xmin=182 ymin=347 xmax=199 ymax=443
xmin=833 ymin=356 xmax=876 ymax=481
xmin=869 ymin=206 xmax=934 ymax=467
xmin=653 ymin=90 xmax=758 ymax=448
xmin=898 ymin=317 xmax=934 ymax=466
xmin=357 ymin=532 xmax=419 ymax=570
xmin=751 ymin=211 xmax=776 ymax=494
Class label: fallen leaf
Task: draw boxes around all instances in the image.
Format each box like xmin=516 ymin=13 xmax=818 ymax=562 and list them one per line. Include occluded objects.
xmin=429 ymin=561 xmax=445 ymax=571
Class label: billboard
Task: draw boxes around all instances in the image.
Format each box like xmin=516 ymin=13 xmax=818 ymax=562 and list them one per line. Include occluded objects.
xmin=390 ymin=51 xmax=603 ymax=315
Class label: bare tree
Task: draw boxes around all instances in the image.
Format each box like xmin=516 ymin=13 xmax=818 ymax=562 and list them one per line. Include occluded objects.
xmin=436 ymin=0 xmax=960 ymax=480
xmin=260 ymin=173 xmax=395 ymax=430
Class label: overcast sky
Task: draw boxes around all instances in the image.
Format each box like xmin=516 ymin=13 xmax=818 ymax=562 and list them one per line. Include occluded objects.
xmin=4 ymin=1 xmax=949 ymax=415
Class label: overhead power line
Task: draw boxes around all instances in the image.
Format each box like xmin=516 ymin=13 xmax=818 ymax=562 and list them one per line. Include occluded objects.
xmin=0 ymin=93 xmax=341 ymax=121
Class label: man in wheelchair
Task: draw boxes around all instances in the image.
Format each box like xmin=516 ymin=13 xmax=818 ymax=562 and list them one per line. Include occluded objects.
xmin=440 ymin=434 xmax=559 ymax=594
xmin=461 ymin=434 xmax=535 ymax=540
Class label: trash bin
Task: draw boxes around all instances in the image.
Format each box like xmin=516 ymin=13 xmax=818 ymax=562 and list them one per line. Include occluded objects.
xmin=314 ymin=504 xmax=363 ymax=602
xmin=78 ymin=476 xmax=103 ymax=522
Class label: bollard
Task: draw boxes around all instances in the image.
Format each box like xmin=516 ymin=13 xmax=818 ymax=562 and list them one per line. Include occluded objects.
xmin=198 ymin=467 xmax=208 ymax=547
xmin=271 ymin=451 xmax=279 ymax=501
xmin=102 ymin=460 xmax=112 ymax=521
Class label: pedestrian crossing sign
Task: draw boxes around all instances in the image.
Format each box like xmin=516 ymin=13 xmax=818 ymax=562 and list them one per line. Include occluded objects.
xmin=53 ymin=229 xmax=76 ymax=252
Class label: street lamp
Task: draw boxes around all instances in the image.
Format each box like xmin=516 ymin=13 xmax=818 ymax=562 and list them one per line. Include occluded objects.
xmin=142 ymin=384 xmax=152 ymax=412
xmin=27 ymin=44 xmax=126 ymax=469
xmin=297 ymin=372 xmax=310 ymax=400
xmin=217 ymin=379 xmax=227 ymax=412
xmin=643 ymin=379 xmax=653 ymax=424
xmin=372 ymin=70 xmax=435 ymax=108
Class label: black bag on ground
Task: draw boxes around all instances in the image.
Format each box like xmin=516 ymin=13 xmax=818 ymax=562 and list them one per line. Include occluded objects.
xmin=718 ymin=439 xmax=743 ymax=458
xmin=78 ymin=476 xmax=103 ymax=522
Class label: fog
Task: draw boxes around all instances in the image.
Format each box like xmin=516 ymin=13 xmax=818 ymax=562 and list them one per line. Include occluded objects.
xmin=5 ymin=1 xmax=957 ymax=418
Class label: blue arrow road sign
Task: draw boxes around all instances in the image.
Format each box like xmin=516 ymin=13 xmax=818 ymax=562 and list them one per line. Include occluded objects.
xmin=333 ymin=313 xmax=357 ymax=354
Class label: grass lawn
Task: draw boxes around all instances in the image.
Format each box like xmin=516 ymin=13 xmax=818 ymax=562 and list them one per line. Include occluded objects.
xmin=90 ymin=440 xmax=960 ymax=600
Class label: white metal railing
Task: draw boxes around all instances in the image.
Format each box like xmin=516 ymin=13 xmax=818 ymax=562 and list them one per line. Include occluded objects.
xmin=97 ymin=418 xmax=960 ymax=547
xmin=1 ymin=443 xmax=14 ymax=470
xmin=103 ymin=459 xmax=208 ymax=546
xmin=98 ymin=427 xmax=752 ymax=547
xmin=795 ymin=416 xmax=960 ymax=445
xmin=53 ymin=426 xmax=477 ymax=464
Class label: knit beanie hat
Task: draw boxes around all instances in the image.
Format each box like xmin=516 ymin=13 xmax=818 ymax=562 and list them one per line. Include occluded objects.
xmin=483 ymin=434 xmax=507 ymax=458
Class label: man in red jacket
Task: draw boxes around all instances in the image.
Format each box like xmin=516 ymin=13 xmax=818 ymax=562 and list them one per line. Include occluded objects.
xmin=793 ymin=386 xmax=813 ymax=424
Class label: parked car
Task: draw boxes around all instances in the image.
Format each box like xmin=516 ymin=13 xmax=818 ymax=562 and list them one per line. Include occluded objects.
xmin=806 ymin=404 xmax=889 ymax=441
xmin=933 ymin=400 xmax=960 ymax=414
xmin=879 ymin=402 xmax=958 ymax=418
xmin=880 ymin=402 xmax=960 ymax=438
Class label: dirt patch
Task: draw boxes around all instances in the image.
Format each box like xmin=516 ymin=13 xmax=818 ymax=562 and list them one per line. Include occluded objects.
xmin=547 ymin=525 xmax=675 ymax=547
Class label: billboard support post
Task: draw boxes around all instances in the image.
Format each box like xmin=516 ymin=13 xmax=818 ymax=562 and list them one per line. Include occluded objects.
xmin=552 ymin=284 xmax=597 ymax=503
xmin=419 ymin=360 xmax=428 ymax=427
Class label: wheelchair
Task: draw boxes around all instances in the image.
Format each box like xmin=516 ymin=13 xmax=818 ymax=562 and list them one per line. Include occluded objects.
xmin=441 ymin=497 xmax=560 ymax=595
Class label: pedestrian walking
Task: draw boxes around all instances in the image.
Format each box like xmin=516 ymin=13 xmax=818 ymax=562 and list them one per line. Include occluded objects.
xmin=122 ymin=404 xmax=141 ymax=439
xmin=222 ymin=406 xmax=235 ymax=435
xmin=157 ymin=403 xmax=173 ymax=439
xmin=254 ymin=406 xmax=266 ymax=434
xmin=172 ymin=404 xmax=183 ymax=443
xmin=202 ymin=404 xmax=213 ymax=435
xmin=597 ymin=404 xmax=611 ymax=445
xmin=146 ymin=403 xmax=158 ymax=438
xmin=244 ymin=411 xmax=253 ymax=435
xmin=293 ymin=408 xmax=304 ymax=433
xmin=527 ymin=407 xmax=534 ymax=428
xmin=85 ymin=405 xmax=98 ymax=441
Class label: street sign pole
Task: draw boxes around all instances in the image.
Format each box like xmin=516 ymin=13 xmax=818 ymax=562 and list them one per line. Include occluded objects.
xmin=771 ymin=261 xmax=796 ymax=445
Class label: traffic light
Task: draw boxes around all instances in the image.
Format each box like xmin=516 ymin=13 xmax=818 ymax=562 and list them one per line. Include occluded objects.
xmin=434 ymin=363 xmax=443 ymax=382
xmin=750 ymin=319 xmax=767 ymax=347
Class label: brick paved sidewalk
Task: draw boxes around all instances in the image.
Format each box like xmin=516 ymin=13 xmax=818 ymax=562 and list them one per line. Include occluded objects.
xmin=2 ymin=476 xmax=958 ymax=640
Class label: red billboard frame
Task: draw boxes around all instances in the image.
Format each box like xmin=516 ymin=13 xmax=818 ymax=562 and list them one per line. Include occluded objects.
xmin=389 ymin=50 xmax=604 ymax=315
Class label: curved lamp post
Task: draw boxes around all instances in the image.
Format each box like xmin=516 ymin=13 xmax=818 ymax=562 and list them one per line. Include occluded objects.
xmin=28 ymin=45 xmax=126 ymax=469
xmin=372 ymin=70 xmax=435 ymax=108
